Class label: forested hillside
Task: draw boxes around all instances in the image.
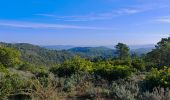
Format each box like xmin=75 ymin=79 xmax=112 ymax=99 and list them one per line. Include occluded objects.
xmin=131 ymin=47 xmax=153 ymax=55
xmin=0 ymin=42 xmax=74 ymax=66
xmin=68 ymin=46 xmax=115 ymax=58
xmin=44 ymin=45 xmax=153 ymax=56
xmin=0 ymin=42 xmax=151 ymax=67
xmin=1 ymin=37 xmax=170 ymax=99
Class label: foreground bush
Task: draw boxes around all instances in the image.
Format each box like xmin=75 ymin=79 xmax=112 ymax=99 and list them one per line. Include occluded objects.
xmin=111 ymin=59 xmax=131 ymax=66
xmin=111 ymin=81 xmax=139 ymax=100
xmin=51 ymin=56 xmax=93 ymax=77
xmin=0 ymin=64 xmax=9 ymax=74
xmin=138 ymin=87 xmax=170 ymax=100
xmin=0 ymin=74 xmax=31 ymax=99
xmin=144 ymin=66 xmax=170 ymax=90
xmin=0 ymin=46 xmax=21 ymax=68
xmin=19 ymin=62 xmax=49 ymax=77
xmin=94 ymin=63 xmax=132 ymax=81
xmin=29 ymin=74 xmax=59 ymax=100
xmin=131 ymin=58 xmax=145 ymax=71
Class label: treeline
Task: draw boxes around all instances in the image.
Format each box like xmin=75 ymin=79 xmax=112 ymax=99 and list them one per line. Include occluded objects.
xmin=1 ymin=37 xmax=170 ymax=99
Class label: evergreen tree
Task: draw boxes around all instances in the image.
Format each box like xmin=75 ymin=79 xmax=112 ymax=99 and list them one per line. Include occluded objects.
xmin=115 ymin=43 xmax=131 ymax=60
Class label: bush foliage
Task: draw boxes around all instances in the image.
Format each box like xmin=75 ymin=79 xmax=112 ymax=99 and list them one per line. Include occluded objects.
xmin=1 ymin=37 xmax=170 ymax=99
xmin=144 ymin=67 xmax=170 ymax=90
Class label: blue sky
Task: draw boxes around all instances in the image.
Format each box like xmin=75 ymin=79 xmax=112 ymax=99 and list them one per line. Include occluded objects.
xmin=0 ymin=0 xmax=170 ymax=46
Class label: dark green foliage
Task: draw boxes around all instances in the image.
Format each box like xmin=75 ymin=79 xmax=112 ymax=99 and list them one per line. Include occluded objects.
xmin=94 ymin=63 xmax=132 ymax=81
xmin=112 ymin=59 xmax=132 ymax=66
xmin=115 ymin=43 xmax=131 ymax=60
xmin=145 ymin=37 xmax=170 ymax=68
xmin=49 ymin=64 xmax=60 ymax=74
xmin=131 ymin=58 xmax=145 ymax=71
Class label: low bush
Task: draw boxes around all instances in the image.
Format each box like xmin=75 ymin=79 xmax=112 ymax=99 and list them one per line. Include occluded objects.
xmin=0 ymin=74 xmax=31 ymax=99
xmin=19 ymin=62 xmax=49 ymax=77
xmin=0 ymin=64 xmax=9 ymax=74
xmin=29 ymin=74 xmax=59 ymax=100
xmin=143 ymin=66 xmax=170 ymax=91
xmin=112 ymin=59 xmax=131 ymax=66
xmin=52 ymin=56 xmax=93 ymax=77
xmin=138 ymin=87 xmax=170 ymax=100
xmin=131 ymin=58 xmax=145 ymax=71
xmin=94 ymin=63 xmax=132 ymax=81
xmin=0 ymin=46 xmax=21 ymax=68
xmin=111 ymin=81 xmax=139 ymax=100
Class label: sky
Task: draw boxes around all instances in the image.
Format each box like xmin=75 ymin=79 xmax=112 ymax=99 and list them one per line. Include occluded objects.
xmin=0 ymin=0 xmax=170 ymax=46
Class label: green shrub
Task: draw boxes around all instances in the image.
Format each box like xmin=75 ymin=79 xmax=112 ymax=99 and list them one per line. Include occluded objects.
xmin=49 ymin=64 xmax=60 ymax=74
xmin=145 ymin=62 xmax=157 ymax=71
xmin=94 ymin=63 xmax=132 ymax=81
xmin=0 ymin=64 xmax=9 ymax=74
xmin=19 ymin=62 xmax=49 ymax=77
xmin=131 ymin=58 xmax=145 ymax=71
xmin=0 ymin=74 xmax=31 ymax=99
xmin=144 ymin=66 xmax=170 ymax=90
xmin=0 ymin=46 xmax=21 ymax=68
xmin=112 ymin=59 xmax=131 ymax=66
xmin=54 ymin=56 xmax=93 ymax=77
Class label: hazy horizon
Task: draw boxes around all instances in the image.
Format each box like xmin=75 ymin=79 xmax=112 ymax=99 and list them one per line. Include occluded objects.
xmin=0 ymin=0 xmax=170 ymax=45
xmin=0 ymin=41 xmax=155 ymax=49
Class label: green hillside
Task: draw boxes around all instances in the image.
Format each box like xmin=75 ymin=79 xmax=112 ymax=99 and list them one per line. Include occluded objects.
xmin=68 ymin=46 xmax=115 ymax=58
xmin=0 ymin=42 xmax=74 ymax=66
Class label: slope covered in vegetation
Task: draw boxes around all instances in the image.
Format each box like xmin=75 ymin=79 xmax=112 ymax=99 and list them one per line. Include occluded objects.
xmin=0 ymin=42 xmax=74 ymax=66
xmin=1 ymin=37 xmax=170 ymax=99
xmin=68 ymin=46 xmax=115 ymax=58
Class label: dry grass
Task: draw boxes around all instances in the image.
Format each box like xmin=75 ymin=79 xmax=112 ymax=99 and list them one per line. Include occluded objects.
xmin=28 ymin=74 xmax=59 ymax=100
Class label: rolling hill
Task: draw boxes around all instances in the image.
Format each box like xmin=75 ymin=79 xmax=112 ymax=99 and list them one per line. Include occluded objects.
xmin=0 ymin=42 xmax=74 ymax=66
xmin=68 ymin=46 xmax=115 ymax=58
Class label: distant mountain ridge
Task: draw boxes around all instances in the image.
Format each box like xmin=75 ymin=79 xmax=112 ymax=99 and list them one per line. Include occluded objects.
xmin=43 ymin=44 xmax=155 ymax=56
xmin=42 ymin=44 xmax=155 ymax=50
xmin=42 ymin=45 xmax=75 ymax=50
xmin=131 ymin=47 xmax=154 ymax=55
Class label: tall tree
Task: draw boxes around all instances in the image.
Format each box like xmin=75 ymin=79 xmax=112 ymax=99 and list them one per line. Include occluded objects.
xmin=146 ymin=37 xmax=170 ymax=67
xmin=115 ymin=43 xmax=130 ymax=60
